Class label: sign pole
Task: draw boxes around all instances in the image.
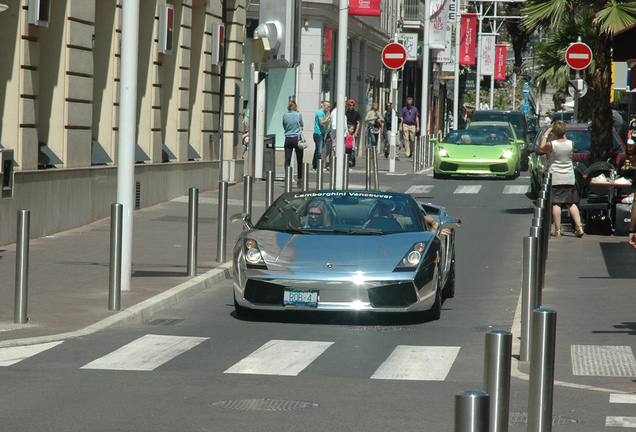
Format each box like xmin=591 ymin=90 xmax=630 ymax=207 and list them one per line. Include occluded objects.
xmin=390 ymin=70 xmax=398 ymax=173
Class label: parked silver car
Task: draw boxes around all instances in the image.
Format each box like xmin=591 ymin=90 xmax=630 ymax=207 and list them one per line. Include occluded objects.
xmin=232 ymin=191 xmax=460 ymax=320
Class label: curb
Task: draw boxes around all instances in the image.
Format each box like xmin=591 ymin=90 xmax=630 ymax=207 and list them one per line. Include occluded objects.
xmin=0 ymin=262 xmax=233 ymax=348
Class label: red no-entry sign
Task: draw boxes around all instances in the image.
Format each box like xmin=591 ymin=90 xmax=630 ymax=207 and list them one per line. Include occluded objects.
xmin=565 ymin=42 xmax=593 ymax=70
xmin=382 ymin=43 xmax=407 ymax=70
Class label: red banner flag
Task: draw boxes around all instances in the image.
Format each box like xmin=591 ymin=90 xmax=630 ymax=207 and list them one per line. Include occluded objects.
xmin=495 ymin=44 xmax=507 ymax=80
xmin=459 ymin=13 xmax=477 ymax=65
xmin=349 ymin=0 xmax=381 ymax=16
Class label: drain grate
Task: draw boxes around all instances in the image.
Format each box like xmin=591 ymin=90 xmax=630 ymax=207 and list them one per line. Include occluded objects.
xmin=146 ymin=319 xmax=184 ymax=326
xmin=210 ymin=399 xmax=319 ymax=411
xmin=509 ymin=411 xmax=578 ymax=426
xmin=338 ymin=326 xmax=414 ymax=332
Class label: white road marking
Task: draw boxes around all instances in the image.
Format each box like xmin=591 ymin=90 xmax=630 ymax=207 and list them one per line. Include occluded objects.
xmin=0 ymin=341 xmax=64 ymax=366
xmin=503 ymin=185 xmax=530 ymax=194
xmin=454 ymin=185 xmax=482 ymax=194
xmin=605 ymin=416 xmax=636 ymax=427
xmin=405 ymin=185 xmax=434 ymax=194
xmin=571 ymin=345 xmax=636 ymax=377
xmin=81 ymin=334 xmax=208 ymax=371
xmin=610 ymin=394 xmax=636 ymax=404
xmin=224 ymin=340 xmax=334 ymax=376
xmin=370 ymin=345 xmax=460 ymax=381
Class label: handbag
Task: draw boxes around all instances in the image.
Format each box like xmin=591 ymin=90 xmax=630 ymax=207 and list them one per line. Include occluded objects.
xmin=298 ymin=132 xmax=308 ymax=149
xmin=297 ymin=113 xmax=308 ymax=149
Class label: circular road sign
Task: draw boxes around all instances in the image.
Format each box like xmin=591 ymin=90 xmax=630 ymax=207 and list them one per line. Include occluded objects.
xmin=565 ymin=42 xmax=592 ymax=70
xmin=382 ymin=43 xmax=408 ymax=70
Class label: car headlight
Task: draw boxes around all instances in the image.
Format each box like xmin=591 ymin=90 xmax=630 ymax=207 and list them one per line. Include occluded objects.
xmin=438 ymin=147 xmax=448 ymax=158
xmin=244 ymin=239 xmax=267 ymax=269
xmin=501 ymin=148 xmax=513 ymax=159
xmin=395 ymin=242 xmax=427 ymax=271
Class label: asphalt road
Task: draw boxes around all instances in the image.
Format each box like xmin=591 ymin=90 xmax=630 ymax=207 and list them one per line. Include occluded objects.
xmin=0 ymin=172 xmax=631 ymax=431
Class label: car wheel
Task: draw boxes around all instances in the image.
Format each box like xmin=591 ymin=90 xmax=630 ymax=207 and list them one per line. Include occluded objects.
xmin=233 ymin=294 xmax=252 ymax=318
xmin=428 ymin=286 xmax=442 ymax=320
xmin=433 ymin=171 xmax=448 ymax=179
xmin=443 ymin=260 xmax=455 ymax=299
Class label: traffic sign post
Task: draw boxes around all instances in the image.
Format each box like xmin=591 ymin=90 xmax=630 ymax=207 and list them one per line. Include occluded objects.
xmin=565 ymin=40 xmax=592 ymax=123
xmin=382 ymin=41 xmax=407 ymax=173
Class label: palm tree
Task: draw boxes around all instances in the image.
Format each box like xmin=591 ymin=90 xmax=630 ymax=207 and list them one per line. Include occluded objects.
xmin=523 ymin=1 xmax=636 ymax=163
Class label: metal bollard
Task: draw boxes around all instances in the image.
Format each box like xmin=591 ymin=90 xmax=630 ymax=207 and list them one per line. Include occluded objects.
xmin=365 ymin=146 xmax=371 ymax=190
xmin=108 ymin=204 xmax=122 ymax=311
xmin=216 ymin=181 xmax=228 ymax=263
xmin=330 ymin=156 xmax=337 ymax=190
xmin=14 ymin=209 xmax=30 ymax=323
xmin=316 ymin=159 xmax=324 ymax=190
xmin=530 ymin=222 xmax=544 ymax=305
xmin=413 ymin=136 xmax=419 ymax=171
xmin=266 ymin=171 xmax=274 ymax=208
xmin=187 ymin=187 xmax=199 ymax=277
xmin=285 ymin=166 xmax=293 ymax=193
xmin=455 ymin=389 xmax=490 ymax=432
xmin=302 ymin=162 xmax=309 ymax=192
xmin=483 ymin=330 xmax=512 ymax=432
xmin=372 ymin=148 xmax=379 ymax=190
xmin=538 ymin=189 xmax=551 ymax=259
xmin=344 ymin=154 xmax=350 ymax=190
xmin=528 ymin=308 xmax=557 ymax=432
xmin=243 ymin=175 xmax=253 ymax=217
xmin=520 ymin=235 xmax=539 ymax=362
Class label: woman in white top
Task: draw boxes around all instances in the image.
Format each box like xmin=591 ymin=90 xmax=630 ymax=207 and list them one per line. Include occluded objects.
xmin=540 ymin=120 xmax=584 ymax=237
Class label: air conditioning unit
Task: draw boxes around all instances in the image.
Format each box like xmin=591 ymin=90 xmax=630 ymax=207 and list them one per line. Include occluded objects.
xmin=28 ymin=0 xmax=50 ymax=27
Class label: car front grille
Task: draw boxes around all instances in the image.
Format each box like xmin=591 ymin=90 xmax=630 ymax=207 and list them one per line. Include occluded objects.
xmin=244 ymin=280 xmax=284 ymax=305
xmin=439 ymin=161 xmax=458 ymax=171
xmin=490 ymin=162 xmax=510 ymax=173
xmin=368 ymin=283 xmax=418 ymax=307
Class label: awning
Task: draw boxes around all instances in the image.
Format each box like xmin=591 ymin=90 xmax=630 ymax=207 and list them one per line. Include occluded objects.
xmin=613 ymin=23 xmax=636 ymax=62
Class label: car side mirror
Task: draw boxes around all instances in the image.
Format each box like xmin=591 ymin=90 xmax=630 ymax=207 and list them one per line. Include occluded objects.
xmin=231 ymin=212 xmax=253 ymax=230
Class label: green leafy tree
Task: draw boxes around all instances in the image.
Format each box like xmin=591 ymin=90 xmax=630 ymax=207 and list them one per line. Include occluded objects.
xmin=523 ymin=0 xmax=636 ymax=163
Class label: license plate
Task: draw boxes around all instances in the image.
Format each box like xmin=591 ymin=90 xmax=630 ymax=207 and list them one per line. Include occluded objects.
xmin=283 ymin=290 xmax=318 ymax=307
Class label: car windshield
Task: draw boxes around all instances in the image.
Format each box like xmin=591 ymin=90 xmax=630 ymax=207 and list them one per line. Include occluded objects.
xmin=255 ymin=191 xmax=423 ymax=234
xmin=444 ymin=129 xmax=510 ymax=145
xmin=472 ymin=112 xmax=525 ymax=138
xmin=555 ymin=128 xmax=621 ymax=152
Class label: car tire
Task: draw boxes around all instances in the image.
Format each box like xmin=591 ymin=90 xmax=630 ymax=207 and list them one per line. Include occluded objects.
xmin=428 ymin=286 xmax=442 ymax=320
xmin=443 ymin=260 xmax=455 ymax=299
xmin=233 ymin=294 xmax=252 ymax=318
xmin=433 ymin=171 xmax=448 ymax=180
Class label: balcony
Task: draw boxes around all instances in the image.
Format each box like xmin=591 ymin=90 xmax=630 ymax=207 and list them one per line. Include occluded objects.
xmin=402 ymin=0 xmax=424 ymax=30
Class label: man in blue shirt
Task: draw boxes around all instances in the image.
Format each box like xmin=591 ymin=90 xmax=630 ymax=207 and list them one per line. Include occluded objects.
xmin=313 ymin=101 xmax=331 ymax=170
xmin=399 ymin=97 xmax=420 ymax=158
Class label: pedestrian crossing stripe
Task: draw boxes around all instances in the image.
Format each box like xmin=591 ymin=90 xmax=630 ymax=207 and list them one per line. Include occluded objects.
xmin=405 ymin=185 xmax=434 ymax=194
xmin=80 ymin=334 xmax=208 ymax=371
xmin=605 ymin=416 xmax=636 ymax=427
xmin=224 ymin=340 xmax=334 ymax=376
xmin=503 ymin=185 xmax=530 ymax=194
xmin=610 ymin=394 xmax=636 ymax=404
xmin=454 ymin=185 xmax=482 ymax=194
xmin=0 ymin=341 xmax=63 ymax=367
xmin=371 ymin=346 xmax=460 ymax=381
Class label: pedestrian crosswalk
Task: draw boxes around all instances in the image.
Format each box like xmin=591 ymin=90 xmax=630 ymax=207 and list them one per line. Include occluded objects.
xmin=405 ymin=184 xmax=529 ymax=195
xmin=606 ymin=394 xmax=636 ymax=428
xmin=0 ymin=335 xmax=463 ymax=381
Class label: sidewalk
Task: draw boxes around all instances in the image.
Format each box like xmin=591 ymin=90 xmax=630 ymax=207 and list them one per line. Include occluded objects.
xmin=0 ymin=151 xmax=418 ymax=347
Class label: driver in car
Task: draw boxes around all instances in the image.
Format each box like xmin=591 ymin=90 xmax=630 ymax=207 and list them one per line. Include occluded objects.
xmin=303 ymin=201 xmax=330 ymax=228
